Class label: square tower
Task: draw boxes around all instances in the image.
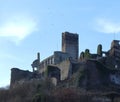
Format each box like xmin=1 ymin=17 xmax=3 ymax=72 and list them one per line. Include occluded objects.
xmin=62 ymin=32 xmax=79 ymax=60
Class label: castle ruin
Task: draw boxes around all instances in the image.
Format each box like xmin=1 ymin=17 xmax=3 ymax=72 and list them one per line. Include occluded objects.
xmin=31 ymin=32 xmax=79 ymax=80
xmin=10 ymin=32 xmax=120 ymax=90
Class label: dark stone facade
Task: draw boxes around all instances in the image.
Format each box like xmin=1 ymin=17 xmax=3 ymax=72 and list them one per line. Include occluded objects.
xmin=10 ymin=68 xmax=40 ymax=88
xmin=47 ymin=65 xmax=61 ymax=81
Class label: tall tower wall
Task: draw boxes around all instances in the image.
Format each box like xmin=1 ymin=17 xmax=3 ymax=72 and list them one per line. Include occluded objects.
xmin=62 ymin=32 xmax=79 ymax=60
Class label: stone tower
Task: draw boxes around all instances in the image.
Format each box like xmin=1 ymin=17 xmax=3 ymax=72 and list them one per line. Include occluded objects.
xmin=62 ymin=32 xmax=79 ymax=60
xmin=110 ymin=40 xmax=120 ymax=57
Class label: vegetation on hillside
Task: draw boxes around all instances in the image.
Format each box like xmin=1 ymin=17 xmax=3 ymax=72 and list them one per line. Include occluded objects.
xmin=1 ymin=76 xmax=120 ymax=102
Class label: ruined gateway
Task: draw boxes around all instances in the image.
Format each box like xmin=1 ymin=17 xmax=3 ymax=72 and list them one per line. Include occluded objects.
xmin=10 ymin=32 xmax=120 ymax=91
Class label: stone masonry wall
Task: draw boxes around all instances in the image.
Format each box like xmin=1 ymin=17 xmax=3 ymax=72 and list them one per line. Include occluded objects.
xmin=62 ymin=32 xmax=79 ymax=60
xmin=10 ymin=68 xmax=33 ymax=87
xmin=57 ymin=59 xmax=72 ymax=80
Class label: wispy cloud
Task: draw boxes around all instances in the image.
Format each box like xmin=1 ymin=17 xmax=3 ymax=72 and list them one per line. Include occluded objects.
xmin=95 ymin=18 xmax=120 ymax=34
xmin=0 ymin=14 xmax=38 ymax=44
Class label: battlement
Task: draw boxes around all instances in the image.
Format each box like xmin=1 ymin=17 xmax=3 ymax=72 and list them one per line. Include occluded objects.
xmin=62 ymin=32 xmax=78 ymax=40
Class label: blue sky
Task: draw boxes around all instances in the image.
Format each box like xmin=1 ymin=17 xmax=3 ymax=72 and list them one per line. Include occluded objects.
xmin=1 ymin=0 xmax=120 ymax=87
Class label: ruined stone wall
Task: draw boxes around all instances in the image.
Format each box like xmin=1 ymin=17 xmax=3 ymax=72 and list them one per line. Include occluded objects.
xmin=110 ymin=40 xmax=120 ymax=57
xmin=10 ymin=68 xmax=34 ymax=87
xmin=47 ymin=65 xmax=61 ymax=82
xmin=38 ymin=51 xmax=70 ymax=74
xmin=57 ymin=59 xmax=72 ymax=80
xmin=54 ymin=51 xmax=71 ymax=64
xmin=85 ymin=60 xmax=102 ymax=89
xmin=62 ymin=32 xmax=79 ymax=60
xmin=10 ymin=68 xmax=44 ymax=88
xmin=39 ymin=55 xmax=54 ymax=73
